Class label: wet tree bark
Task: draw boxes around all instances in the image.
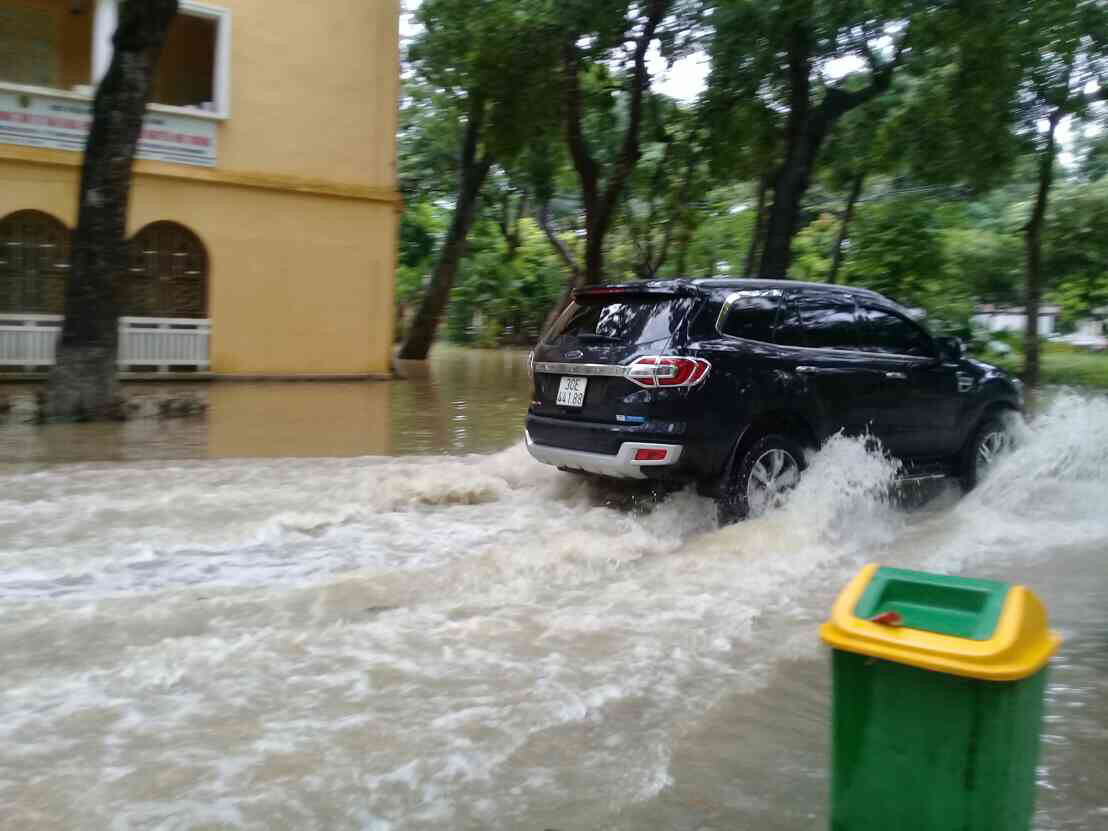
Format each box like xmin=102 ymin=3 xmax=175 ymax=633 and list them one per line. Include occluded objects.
xmin=828 ymin=170 xmax=865 ymax=285
xmin=1023 ymin=109 xmax=1062 ymax=395
xmin=398 ymin=99 xmax=493 ymax=360
xmin=562 ymin=0 xmax=670 ymax=287
xmin=741 ymin=174 xmax=770 ymax=277
xmin=45 ymin=0 xmax=178 ymax=421
xmin=757 ymin=23 xmax=901 ymax=278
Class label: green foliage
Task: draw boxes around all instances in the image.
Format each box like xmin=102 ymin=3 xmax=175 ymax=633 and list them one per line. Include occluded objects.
xmin=985 ymin=341 xmax=1108 ymax=389
xmin=1080 ymin=132 xmax=1108 ymax=182
xmin=395 ymin=201 xmax=442 ymax=309
xmin=445 ymin=219 xmax=566 ymax=346
xmin=678 ymin=186 xmax=757 ymax=277
xmin=409 ymin=0 xmax=562 ymax=161
xmin=397 ymin=80 xmax=466 ymax=200
xmin=941 ymin=227 xmax=1023 ymax=305
xmin=1044 ymin=180 xmax=1108 ymax=324
xmin=394 ymin=0 xmax=1108 ymax=356
xmin=844 ymin=197 xmax=973 ymax=333
xmin=790 ymin=213 xmax=838 ymax=281
xmin=881 ymin=49 xmax=1022 ymax=191
xmin=616 ymin=99 xmax=717 ymax=278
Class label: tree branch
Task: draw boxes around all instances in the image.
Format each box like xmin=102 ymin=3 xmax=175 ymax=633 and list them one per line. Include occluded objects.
xmin=562 ymin=42 xmax=599 ymax=217
xmin=538 ymin=201 xmax=582 ymax=279
xmin=596 ymin=0 xmax=670 ymax=230
xmin=821 ymin=33 xmax=907 ymax=123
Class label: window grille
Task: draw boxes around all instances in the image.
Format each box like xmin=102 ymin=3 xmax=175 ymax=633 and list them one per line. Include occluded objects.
xmin=0 ymin=210 xmax=70 ymax=314
xmin=122 ymin=221 xmax=208 ymax=318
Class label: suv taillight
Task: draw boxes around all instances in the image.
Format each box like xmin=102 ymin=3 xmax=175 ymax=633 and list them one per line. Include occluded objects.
xmin=625 ymin=356 xmax=711 ymax=388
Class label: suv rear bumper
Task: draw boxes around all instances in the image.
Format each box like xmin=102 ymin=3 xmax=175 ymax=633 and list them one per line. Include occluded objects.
xmin=524 ymin=430 xmax=683 ymax=479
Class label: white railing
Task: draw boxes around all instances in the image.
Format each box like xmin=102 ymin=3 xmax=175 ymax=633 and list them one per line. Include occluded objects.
xmin=118 ymin=317 xmax=211 ymax=371
xmin=0 ymin=314 xmax=62 ymax=369
xmin=0 ymin=313 xmax=210 ymax=372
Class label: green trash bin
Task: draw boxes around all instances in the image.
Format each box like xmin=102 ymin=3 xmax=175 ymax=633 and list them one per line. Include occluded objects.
xmin=820 ymin=564 xmax=1060 ymax=831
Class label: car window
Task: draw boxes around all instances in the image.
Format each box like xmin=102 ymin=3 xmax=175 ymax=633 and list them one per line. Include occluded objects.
xmin=774 ymin=293 xmax=806 ymax=347
xmin=545 ymin=296 xmax=688 ymax=345
xmin=858 ymin=305 xmax=935 ymax=357
xmin=719 ymin=290 xmax=781 ymax=342
xmin=797 ymin=294 xmax=858 ymax=350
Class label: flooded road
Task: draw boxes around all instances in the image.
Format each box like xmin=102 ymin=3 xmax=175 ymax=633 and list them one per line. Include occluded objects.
xmin=0 ymin=347 xmax=532 ymax=463
xmin=0 ymin=349 xmax=1105 ymax=830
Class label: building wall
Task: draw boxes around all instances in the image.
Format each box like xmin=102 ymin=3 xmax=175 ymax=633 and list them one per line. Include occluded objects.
xmin=1 ymin=152 xmax=396 ymax=376
xmin=0 ymin=0 xmax=400 ymax=377
xmin=220 ymin=0 xmax=399 ymax=189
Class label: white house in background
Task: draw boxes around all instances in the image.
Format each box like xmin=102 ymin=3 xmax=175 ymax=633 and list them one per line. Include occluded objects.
xmin=971 ymin=304 xmax=1061 ymax=337
xmin=1076 ymin=307 xmax=1108 ymax=334
xmin=1065 ymin=310 xmax=1108 ymax=351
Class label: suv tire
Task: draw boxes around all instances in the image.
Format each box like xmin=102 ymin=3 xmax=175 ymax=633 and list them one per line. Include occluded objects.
xmin=718 ymin=433 xmax=806 ymax=525
xmin=959 ymin=417 xmax=1012 ymax=492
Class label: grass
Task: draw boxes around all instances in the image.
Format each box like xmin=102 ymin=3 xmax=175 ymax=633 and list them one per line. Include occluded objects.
xmin=978 ymin=342 xmax=1108 ymax=389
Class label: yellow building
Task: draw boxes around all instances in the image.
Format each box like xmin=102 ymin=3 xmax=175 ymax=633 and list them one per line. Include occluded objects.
xmin=0 ymin=0 xmax=399 ymax=378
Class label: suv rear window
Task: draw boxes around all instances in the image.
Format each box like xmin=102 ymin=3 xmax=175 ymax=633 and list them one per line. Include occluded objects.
xmin=545 ymin=296 xmax=689 ymax=345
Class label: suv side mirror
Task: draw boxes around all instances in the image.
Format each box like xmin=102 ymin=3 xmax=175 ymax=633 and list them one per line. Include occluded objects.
xmin=935 ymin=335 xmax=963 ymax=363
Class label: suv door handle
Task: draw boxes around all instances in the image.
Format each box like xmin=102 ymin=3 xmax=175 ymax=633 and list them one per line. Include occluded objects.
xmin=884 ymin=371 xmax=907 ymax=380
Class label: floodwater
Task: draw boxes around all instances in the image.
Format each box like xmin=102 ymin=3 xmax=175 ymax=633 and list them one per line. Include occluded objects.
xmin=0 ymin=348 xmax=1105 ymax=830
xmin=0 ymin=347 xmax=532 ymax=463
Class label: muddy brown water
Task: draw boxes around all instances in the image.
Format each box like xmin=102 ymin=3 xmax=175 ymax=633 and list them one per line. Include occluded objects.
xmin=0 ymin=347 xmax=1105 ymax=830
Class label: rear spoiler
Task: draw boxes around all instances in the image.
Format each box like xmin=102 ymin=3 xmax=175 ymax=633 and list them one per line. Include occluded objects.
xmin=572 ymin=282 xmax=702 ymax=300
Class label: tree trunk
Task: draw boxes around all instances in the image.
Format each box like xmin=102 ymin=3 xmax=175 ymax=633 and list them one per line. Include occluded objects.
xmin=1023 ymin=111 xmax=1062 ymax=395
xmin=45 ymin=0 xmax=178 ymax=421
xmin=562 ymin=0 xmax=670 ymax=286
xmin=828 ymin=171 xmax=865 ymax=285
xmin=397 ymin=100 xmax=492 ymax=361
xmin=742 ymin=174 xmax=770 ymax=276
xmin=758 ymin=22 xmax=813 ymax=278
xmin=757 ymin=21 xmax=902 ymax=278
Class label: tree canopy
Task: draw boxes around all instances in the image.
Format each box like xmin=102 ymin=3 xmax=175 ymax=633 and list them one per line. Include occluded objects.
xmin=395 ymin=0 xmax=1108 ymax=387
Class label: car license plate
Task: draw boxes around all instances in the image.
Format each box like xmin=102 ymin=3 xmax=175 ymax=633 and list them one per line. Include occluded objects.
xmin=556 ymin=376 xmax=588 ymax=407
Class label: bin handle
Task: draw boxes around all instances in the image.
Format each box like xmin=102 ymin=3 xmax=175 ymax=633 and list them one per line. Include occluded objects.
xmin=870 ymin=611 xmax=903 ymax=626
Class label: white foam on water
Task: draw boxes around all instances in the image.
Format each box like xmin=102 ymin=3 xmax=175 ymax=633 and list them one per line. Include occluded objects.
xmin=1 ymin=396 xmax=1106 ymax=828
xmin=898 ymin=393 xmax=1108 ymax=576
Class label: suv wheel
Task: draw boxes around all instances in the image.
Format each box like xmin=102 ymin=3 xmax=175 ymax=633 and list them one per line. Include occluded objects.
xmin=718 ymin=434 xmax=806 ymax=525
xmin=959 ymin=417 xmax=1013 ymax=491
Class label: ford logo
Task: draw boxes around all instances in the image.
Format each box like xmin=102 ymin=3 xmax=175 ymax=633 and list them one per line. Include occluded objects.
xmin=564 ymin=350 xmax=584 ymax=360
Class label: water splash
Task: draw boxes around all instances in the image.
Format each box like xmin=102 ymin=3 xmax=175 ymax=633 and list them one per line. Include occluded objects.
xmin=919 ymin=393 xmax=1108 ymax=575
xmin=1 ymin=396 xmax=1107 ymax=829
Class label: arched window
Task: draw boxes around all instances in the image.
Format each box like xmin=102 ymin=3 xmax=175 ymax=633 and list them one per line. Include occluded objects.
xmin=122 ymin=222 xmax=209 ymax=318
xmin=0 ymin=211 xmax=70 ymax=314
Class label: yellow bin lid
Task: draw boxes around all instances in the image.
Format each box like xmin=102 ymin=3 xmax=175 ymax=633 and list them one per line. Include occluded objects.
xmin=820 ymin=564 xmax=1060 ymax=681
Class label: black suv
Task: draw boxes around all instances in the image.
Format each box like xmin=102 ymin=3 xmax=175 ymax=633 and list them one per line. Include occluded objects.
xmin=524 ymin=279 xmax=1023 ymax=522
